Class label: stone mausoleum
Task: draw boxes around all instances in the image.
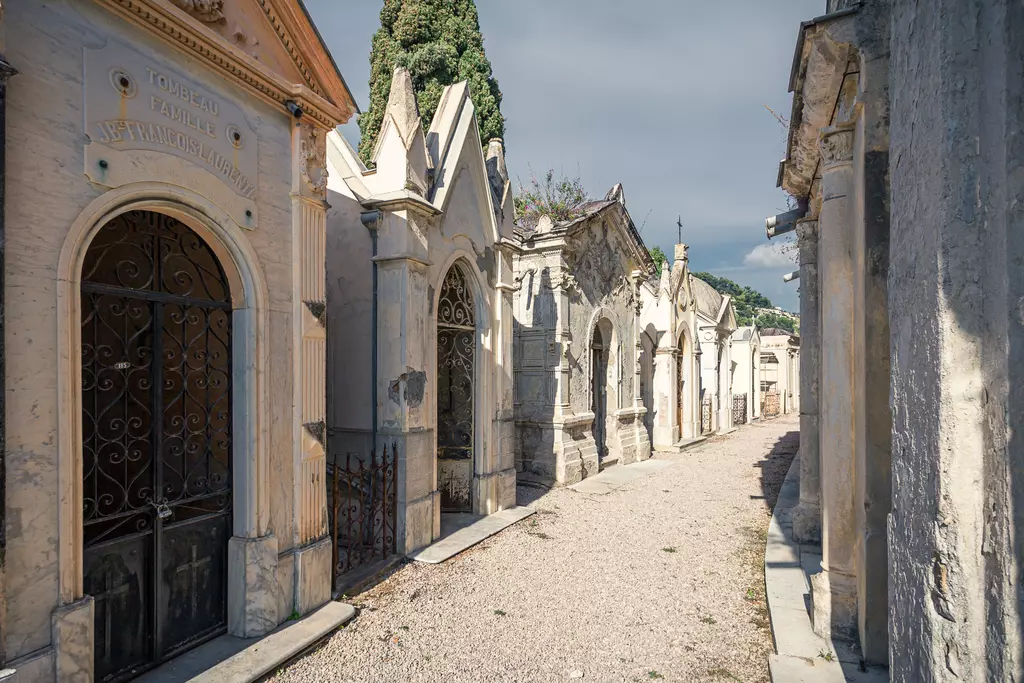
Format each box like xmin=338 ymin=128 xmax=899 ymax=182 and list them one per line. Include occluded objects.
xmin=0 ymin=0 xmax=357 ymax=680
xmin=325 ymin=67 xmax=519 ymax=552
xmin=512 ymin=186 xmax=654 ymax=485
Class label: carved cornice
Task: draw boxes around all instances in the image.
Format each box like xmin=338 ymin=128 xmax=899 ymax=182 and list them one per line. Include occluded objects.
xmin=95 ymin=0 xmax=350 ymax=130
xmin=819 ymin=122 xmax=856 ymax=168
xmin=170 ymin=0 xmax=225 ymax=23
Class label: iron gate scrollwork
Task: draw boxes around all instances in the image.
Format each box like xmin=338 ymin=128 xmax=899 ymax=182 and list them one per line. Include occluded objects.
xmin=329 ymin=444 xmax=398 ymax=583
xmin=437 ymin=266 xmax=475 ymax=512
xmin=732 ymin=393 xmax=748 ymax=425
xmin=81 ymin=210 xmax=232 ymax=682
xmin=700 ymin=393 xmax=713 ymax=435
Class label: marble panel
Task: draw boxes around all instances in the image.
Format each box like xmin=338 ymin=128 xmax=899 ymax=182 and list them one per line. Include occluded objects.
xmin=51 ymin=597 xmax=93 ymax=683
xmin=228 ymin=535 xmax=279 ymax=638
xmin=293 ymin=537 xmax=331 ymax=616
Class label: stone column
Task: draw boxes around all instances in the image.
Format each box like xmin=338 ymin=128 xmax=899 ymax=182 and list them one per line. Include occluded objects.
xmin=812 ymin=120 xmax=858 ymax=642
xmin=792 ymin=219 xmax=821 ymax=543
xmin=372 ymin=202 xmax=434 ymax=551
xmin=0 ymin=52 xmax=14 ymax=672
xmin=290 ymin=122 xmax=331 ymax=615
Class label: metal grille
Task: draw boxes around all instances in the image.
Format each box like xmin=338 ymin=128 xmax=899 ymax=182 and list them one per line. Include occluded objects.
xmin=733 ymin=393 xmax=748 ymax=425
xmin=762 ymin=390 xmax=781 ymax=417
xmin=82 ymin=211 xmax=232 ymax=682
xmin=700 ymin=394 xmax=713 ymax=434
xmin=437 ymin=266 xmax=474 ymax=512
xmin=329 ymin=445 xmax=398 ymax=582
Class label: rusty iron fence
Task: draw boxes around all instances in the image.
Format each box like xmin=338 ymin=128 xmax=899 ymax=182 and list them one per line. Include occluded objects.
xmin=328 ymin=443 xmax=398 ymax=587
xmin=733 ymin=393 xmax=748 ymax=425
xmin=700 ymin=396 xmax=713 ymax=434
xmin=762 ymin=390 xmax=780 ymax=418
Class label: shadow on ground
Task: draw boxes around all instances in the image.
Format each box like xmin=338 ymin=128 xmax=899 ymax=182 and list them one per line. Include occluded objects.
xmin=755 ymin=428 xmax=799 ymax=514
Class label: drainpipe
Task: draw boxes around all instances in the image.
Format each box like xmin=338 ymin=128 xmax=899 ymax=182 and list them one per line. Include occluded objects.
xmin=361 ymin=210 xmax=382 ymax=453
xmin=0 ymin=53 xmax=16 ymax=671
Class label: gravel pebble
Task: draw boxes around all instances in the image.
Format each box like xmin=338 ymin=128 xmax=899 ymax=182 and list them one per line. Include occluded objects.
xmin=270 ymin=416 xmax=799 ymax=683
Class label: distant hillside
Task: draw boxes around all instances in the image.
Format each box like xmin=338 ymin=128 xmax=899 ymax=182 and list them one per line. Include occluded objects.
xmin=692 ymin=272 xmax=798 ymax=333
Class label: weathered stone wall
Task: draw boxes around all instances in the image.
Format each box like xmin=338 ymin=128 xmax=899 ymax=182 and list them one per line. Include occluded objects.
xmin=565 ymin=220 xmax=636 ymax=416
xmin=3 ymin=1 xmax=301 ymax=675
xmin=889 ymin=0 xmax=1024 ymax=679
xmin=325 ymin=187 xmax=374 ymax=455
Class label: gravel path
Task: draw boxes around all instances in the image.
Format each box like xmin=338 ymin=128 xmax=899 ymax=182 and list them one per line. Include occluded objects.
xmin=271 ymin=415 xmax=799 ymax=683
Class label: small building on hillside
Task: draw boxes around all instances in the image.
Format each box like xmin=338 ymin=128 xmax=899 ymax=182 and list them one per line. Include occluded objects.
xmin=690 ymin=275 xmax=739 ymax=434
xmin=730 ymin=326 xmax=762 ymax=424
xmin=759 ymin=328 xmax=800 ymax=416
xmin=512 ymin=186 xmax=655 ymax=485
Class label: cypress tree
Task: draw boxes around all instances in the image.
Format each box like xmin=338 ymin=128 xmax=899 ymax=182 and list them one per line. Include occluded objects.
xmin=359 ymin=0 xmax=506 ymax=166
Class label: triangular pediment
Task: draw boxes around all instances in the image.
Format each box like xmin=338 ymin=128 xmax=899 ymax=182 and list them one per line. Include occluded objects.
xmin=107 ymin=0 xmax=357 ymax=125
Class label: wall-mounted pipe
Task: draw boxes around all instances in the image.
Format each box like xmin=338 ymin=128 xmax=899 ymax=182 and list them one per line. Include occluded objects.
xmin=783 ymin=270 xmax=800 ymax=283
xmin=765 ymin=200 xmax=808 ymax=239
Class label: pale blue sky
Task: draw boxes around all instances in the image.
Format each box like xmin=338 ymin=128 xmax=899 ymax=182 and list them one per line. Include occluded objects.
xmin=304 ymin=0 xmax=826 ymax=312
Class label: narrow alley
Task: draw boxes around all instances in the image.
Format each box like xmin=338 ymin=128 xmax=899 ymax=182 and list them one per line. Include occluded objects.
xmin=272 ymin=416 xmax=799 ymax=683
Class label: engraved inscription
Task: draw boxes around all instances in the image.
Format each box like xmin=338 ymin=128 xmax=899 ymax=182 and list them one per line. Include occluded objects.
xmin=85 ymin=42 xmax=258 ymax=201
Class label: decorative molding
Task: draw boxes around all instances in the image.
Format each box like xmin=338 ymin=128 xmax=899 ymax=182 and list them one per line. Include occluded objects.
xmin=95 ymin=0 xmax=349 ymax=129
xmin=819 ymin=123 xmax=856 ymax=168
xmin=304 ymin=300 xmax=326 ymax=327
xmin=170 ymin=0 xmax=225 ymax=23
xmin=254 ymin=0 xmax=322 ymax=99
xmin=300 ymin=124 xmax=328 ymax=200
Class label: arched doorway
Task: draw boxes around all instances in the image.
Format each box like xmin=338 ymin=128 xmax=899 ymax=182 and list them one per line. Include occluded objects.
xmin=591 ymin=321 xmax=611 ymax=463
xmin=639 ymin=330 xmax=655 ymax=445
xmin=81 ymin=210 xmax=232 ymax=681
xmin=676 ymin=331 xmax=687 ymax=439
xmin=437 ymin=264 xmax=476 ymax=513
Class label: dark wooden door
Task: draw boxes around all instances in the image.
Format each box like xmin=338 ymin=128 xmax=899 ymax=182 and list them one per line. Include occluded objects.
xmin=81 ymin=211 xmax=232 ymax=682
xmin=591 ymin=329 xmax=607 ymax=462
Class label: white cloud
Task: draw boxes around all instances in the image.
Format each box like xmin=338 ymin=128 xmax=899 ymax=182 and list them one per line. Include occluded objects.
xmin=743 ymin=243 xmax=797 ymax=269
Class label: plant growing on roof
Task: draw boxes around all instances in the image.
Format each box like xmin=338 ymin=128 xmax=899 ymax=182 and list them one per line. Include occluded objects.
xmin=513 ymin=168 xmax=592 ymax=231
xmin=359 ymin=0 xmax=505 ymax=166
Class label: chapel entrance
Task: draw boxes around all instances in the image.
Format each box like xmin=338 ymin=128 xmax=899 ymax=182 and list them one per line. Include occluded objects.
xmin=591 ymin=324 xmax=609 ymax=462
xmin=81 ymin=211 xmax=233 ymax=682
xmin=437 ymin=265 xmax=475 ymax=513
xmin=676 ymin=333 xmax=686 ymax=436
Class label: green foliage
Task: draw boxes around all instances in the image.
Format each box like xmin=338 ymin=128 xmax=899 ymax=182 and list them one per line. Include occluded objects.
xmin=754 ymin=311 xmax=798 ymax=334
xmin=649 ymin=246 xmax=667 ymax=276
xmin=513 ymin=168 xmax=592 ymax=230
xmin=360 ymin=0 xmax=505 ymax=166
xmin=692 ymin=271 xmax=775 ymax=326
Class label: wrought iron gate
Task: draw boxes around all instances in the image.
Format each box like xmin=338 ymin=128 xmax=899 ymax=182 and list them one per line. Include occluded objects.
xmin=700 ymin=393 xmax=713 ymax=434
xmin=762 ymin=390 xmax=781 ymax=417
xmin=329 ymin=445 xmax=397 ymax=583
xmin=437 ymin=266 xmax=475 ymax=512
xmin=733 ymin=393 xmax=748 ymax=425
xmin=81 ymin=211 xmax=232 ymax=682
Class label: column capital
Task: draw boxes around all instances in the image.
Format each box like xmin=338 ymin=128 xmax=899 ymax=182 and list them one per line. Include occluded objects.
xmin=818 ymin=122 xmax=856 ymax=169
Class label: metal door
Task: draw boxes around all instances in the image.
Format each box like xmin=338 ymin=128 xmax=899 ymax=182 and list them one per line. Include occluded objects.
xmin=437 ymin=266 xmax=475 ymax=512
xmin=81 ymin=211 xmax=232 ymax=682
xmin=591 ymin=328 xmax=608 ymax=462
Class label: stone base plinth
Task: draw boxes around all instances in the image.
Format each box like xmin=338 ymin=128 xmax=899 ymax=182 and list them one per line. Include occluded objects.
xmin=791 ymin=502 xmax=821 ymax=544
xmin=472 ymin=468 xmax=517 ymax=515
xmin=293 ymin=537 xmax=332 ymax=616
xmin=810 ymin=569 xmax=858 ymax=643
xmin=51 ymin=596 xmax=94 ymax=683
xmin=228 ymin=535 xmax=279 ymax=637
xmin=401 ymin=492 xmax=437 ymax=554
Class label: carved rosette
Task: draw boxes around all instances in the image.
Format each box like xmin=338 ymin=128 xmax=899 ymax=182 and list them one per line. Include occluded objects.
xmin=818 ymin=124 xmax=855 ymax=169
xmin=300 ymin=124 xmax=328 ymax=200
xmin=170 ymin=0 xmax=226 ymax=23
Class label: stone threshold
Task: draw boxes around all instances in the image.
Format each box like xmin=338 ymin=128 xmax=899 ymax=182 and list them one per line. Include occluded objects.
xmin=656 ymin=436 xmax=707 ymax=454
xmin=135 ymin=601 xmax=356 ymax=683
xmin=765 ymin=458 xmax=889 ymax=683
xmin=568 ymin=458 xmax=674 ymax=495
xmin=408 ymin=506 xmax=535 ymax=564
